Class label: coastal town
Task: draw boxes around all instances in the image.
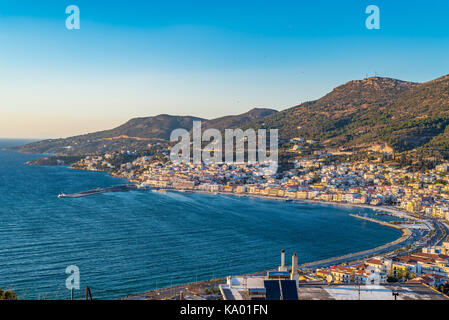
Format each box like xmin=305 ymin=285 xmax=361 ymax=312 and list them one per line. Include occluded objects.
xmin=69 ymin=143 xmax=449 ymax=300
xmin=4 ymin=0 xmax=449 ymax=308
xmin=72 ymin=143 xmax=449 ymax=220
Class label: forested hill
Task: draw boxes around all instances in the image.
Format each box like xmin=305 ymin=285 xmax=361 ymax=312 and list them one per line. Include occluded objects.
xmin=243 ymin=75 xmax=449 ymax=158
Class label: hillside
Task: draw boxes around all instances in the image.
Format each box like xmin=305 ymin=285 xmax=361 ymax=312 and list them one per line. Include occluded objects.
xmin=244 ymin=75 xmax=449 ymax=157
xmin=200 ymin=108 xmax=277 ymax=132
xmin=15 ymin=115 xmax=204 ymax=155
xmin=245 ymin=77 xmax=418 ymax=141
xmin=386 ymin=75 xmax=449 ymax=155
xmin=14 ymin=109 xmax=277 ymax=156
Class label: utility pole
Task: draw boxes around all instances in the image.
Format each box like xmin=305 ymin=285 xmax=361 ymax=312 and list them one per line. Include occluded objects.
xmin=358 ymin=284 xmax=360 ymax=300
xmin=279 ymin=279 xmax=284 ymax=300
xmin=357 ymin=278 xmax=361 ymax=300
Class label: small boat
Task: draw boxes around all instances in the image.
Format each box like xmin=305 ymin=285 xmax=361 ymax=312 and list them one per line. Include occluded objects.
xmin=58 ymin=193 xmax=66 ymax=198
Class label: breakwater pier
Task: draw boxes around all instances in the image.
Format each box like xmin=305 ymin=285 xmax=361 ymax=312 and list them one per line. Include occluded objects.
xmin=58 ymin=184 xmax=138 ymax=198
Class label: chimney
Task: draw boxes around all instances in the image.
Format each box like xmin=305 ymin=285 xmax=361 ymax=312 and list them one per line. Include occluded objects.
xmin=281 ymin=249 xmax=285 ymax=267
xmin=291 ymin=252 xmax=298 ymax=280
xmin=279 ymin=249 xmax=287 ymax=271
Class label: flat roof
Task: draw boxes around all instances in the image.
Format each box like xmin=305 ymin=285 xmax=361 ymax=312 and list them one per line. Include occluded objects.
xmin=221 ymin=276 xmax=449 ymax=300
xmin=298 ymin=283 xmax=449 ymax=300
xmin=267 ymin=271 xmax=290 ymax=277
xmin=228 ymin=276 xmax=266 ymax=290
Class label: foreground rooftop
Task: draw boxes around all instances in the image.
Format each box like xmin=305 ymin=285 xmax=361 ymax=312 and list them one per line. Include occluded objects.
xmin=297 ymin=283 xmax=448 ymax=300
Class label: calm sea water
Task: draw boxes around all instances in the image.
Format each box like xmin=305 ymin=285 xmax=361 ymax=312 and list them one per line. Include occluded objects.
xmin=0 ymin=139 xmax=401 ymax=300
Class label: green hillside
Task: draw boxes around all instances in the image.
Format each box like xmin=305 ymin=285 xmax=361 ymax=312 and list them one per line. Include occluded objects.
xmin=243 ymin=75 xmax=449 ymax=158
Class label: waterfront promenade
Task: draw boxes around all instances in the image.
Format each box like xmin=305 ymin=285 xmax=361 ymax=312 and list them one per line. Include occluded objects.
xmin=300 ymin=216 xmax=413 ymax=269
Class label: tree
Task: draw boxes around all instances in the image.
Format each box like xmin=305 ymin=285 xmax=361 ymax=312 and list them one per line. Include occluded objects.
xmin=438 ymin=283 xmax=449 ymax=295
xmin=387 ymin=269 xmax=399 ymax=283
xmin=0 ymin=288 xmax=17 ymax=300
xmin=387 ymin=275 xmax=398 ymax=283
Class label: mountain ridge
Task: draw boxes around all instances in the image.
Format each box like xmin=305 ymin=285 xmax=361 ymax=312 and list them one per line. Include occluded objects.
xmin=15 ymin=109 xmax=277 ymax=155
xmin=13 ymin=73 xmax=449 ymax=159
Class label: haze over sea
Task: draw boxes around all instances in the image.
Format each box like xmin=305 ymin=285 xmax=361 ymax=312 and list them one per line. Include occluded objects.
xmin=0 ymin=139 xmax=401 ymax=299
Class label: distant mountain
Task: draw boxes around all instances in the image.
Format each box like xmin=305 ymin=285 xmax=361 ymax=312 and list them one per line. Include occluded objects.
xmin=15 ymin=115 xmax=204 ymax=155
xmin=102 ymin=114 xmax=205 ymax=140
xmin=14 ymin=109 xmax=277 ymax=156
xmin=200 ymin=108 xmax=277 ymax=132
xmin=243 ymin=75 xmax=449 ymax=157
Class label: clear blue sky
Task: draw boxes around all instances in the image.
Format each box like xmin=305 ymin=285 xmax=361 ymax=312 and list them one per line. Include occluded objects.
xmin=1 ymin=0 xmax=449 ymax=138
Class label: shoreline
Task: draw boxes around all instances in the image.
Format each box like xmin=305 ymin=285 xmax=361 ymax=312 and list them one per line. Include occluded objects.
xmin=163 ymin=188 xmax=416 ymax=259
xmin=155 ymin=187 xmax=417 ymax=222
xmin=49 ymin=160 xmax=417 ymax=223
xmin=25 ymin=159 xmax=425 ymax=298
xmin=122 ymin=196 xmax=417 ymax=300
xmin=300 ymin=214 xmax=412 ymax=269
xmin=74 ymin=166 xmax=419 ymax=264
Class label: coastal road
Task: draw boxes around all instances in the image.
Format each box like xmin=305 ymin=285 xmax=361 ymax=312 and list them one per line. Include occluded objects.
xmin=301 ymin=217 xmax=448 ymax=270
xmin=300 ymin=230 xmax=416 ymax=269
xmin=432 ymin=219 xmax=448 ymax=246
xmin=300 ymin=219 xmax=433 ymax=270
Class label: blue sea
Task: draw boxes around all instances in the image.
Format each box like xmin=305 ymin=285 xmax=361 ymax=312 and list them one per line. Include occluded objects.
xmin=0 ymin=139 xmax=401 ymax=300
